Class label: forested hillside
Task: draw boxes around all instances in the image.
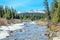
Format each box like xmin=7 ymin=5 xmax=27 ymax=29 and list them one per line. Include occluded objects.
xmin=0 ymin=6 xmax=46 ymax=20
xmin=19 ymin=13 xmax=46 ymax=20
xmin=0 ymin=0 xmax=60 ymax=23
xmin=44 ymin=0 xmax=60 ymax=23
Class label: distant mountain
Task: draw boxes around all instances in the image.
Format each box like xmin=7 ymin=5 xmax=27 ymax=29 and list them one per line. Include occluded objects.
xmin=17 ymin=10 xmax=45 ymax=14
xmin=26 ymin=10 xmax=45 ymax=13
xmin=17 ymin=10 xmax=46 ymax=20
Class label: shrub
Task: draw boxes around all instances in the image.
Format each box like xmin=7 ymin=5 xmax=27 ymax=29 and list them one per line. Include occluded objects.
xmin=0 ymin=18 xmax=8 ymax=26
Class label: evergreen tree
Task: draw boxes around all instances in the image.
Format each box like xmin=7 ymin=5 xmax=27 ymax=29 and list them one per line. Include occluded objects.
xmin=50 ymin=0 xmax=58 ymax=20
xmin=52 ymin=8 xmax=59 ymax=22
xmin=44 ymin=0 xmax=51 ymax=20
xmin=0 ymin=6 xmax=4 ymax=18
xmin=3 ymin=6 xmax=10 ymax=19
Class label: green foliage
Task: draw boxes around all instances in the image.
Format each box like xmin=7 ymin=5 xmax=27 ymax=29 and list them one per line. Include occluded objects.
xmin=0 ymin=5 xmax=4 ymax=18
xmin=0 ymin=6 xmax=18 ymax=19
xmin=52 ymin=8 xmax=59 ymax=23
xmin=18 ymin=13 xmax=46 ymax=20
xmin=50 ymin=0 xmax=60 ymax=23
xmin=44 ymin=0 xmax=51 ymax=20
xmin=3 ymin=7 xmax=10 ymax=19
xmin=0 ymin=5 xmax=46 ymax=20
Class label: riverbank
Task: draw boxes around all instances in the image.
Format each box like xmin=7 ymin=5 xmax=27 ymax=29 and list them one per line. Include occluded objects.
xmin=0 ymin=18 xmax=22 ymax=26
xmin=35 ymin=20 xmax=60 ymax=40
xmin=0 ymin=18 xmax=60 ymax=40
xmin=35 ymin=20 xmax=48 ymax=25
xmin=35 ymin=19 xmax=60 ymax=31
xmin=0 ymin=18 xmax=60 ymax=32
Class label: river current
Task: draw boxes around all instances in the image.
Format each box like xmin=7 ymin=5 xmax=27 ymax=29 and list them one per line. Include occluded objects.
xmin=1 ymin=21 xmax=48 ymax=40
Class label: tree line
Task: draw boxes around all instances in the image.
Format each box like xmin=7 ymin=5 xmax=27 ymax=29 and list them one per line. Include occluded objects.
xmin=19 ymin=13 xmax=46 ymax=20
xmin=0 ymin=6 xmax=20 ymax=19
xmin=44 ymin=0 xmax=60 ymax=23
xmin=0 ymin=6 xmax=46 ymax=20
xmin=1 ymin=0 xmax=59 ymax=22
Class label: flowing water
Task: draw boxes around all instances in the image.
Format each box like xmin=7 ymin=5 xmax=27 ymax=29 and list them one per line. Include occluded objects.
xmin=1 ymin=21 xmax=48 ymax=40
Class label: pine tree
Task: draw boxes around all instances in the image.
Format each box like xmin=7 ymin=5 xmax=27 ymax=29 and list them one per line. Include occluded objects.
xmin=52 ymin=8 xmax=59 ymax=23
xmin=50 ymin=0 xmax=58 ymax=20
xmin=52 ymin=0 xmax=60 ymax=22
xmin=58 ymin=0 xmax=60 ymax=22
xmin=0 ymin=6 xmax=4 ymax=18
xmin=53 ymin=0 xmax=58 ymax=8
xmin=3 ymin=6 xmax=11 ymax=19
xmin=44 ymin=0 xmax=51 ymax=20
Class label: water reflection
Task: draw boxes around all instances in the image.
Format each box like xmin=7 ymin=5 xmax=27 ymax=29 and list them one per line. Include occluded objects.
xmin=2 ymin=21 xmax=48 ymax=40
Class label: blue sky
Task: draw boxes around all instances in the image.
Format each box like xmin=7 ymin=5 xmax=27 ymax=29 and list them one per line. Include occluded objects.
xmin=0 ymin=0 xmax=52 ymax=12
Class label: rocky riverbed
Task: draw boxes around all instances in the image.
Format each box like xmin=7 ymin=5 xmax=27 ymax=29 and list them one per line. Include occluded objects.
xmin=0 ymin=21 xmax=60 ymax=40
xmin=35 ymin=20 xmax=60 ymax=40
xmin=0 ymin=21 xmax=49 ymax=40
